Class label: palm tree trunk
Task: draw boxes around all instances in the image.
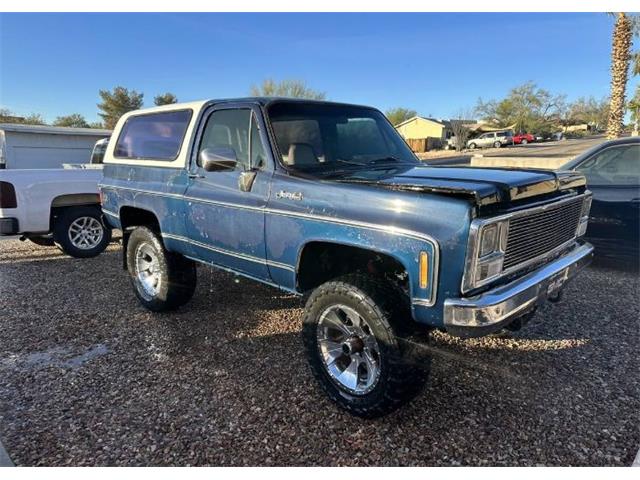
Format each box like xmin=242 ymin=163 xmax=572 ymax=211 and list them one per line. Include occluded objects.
xmin=606 ymin=13 xmax=633 ymax=139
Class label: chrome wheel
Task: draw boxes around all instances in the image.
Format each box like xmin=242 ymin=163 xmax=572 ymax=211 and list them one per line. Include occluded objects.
xmin=135 ymin=243 xmax=162 ymax=299
xmin=68 ymin=216 xmax=104 ymax=250
xmin=316 ymin=304 xmax=381 ymax=395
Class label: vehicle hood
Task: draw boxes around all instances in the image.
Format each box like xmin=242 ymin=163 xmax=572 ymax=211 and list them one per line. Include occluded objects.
xmin=336 ymin=165 xmax=586 ymax=206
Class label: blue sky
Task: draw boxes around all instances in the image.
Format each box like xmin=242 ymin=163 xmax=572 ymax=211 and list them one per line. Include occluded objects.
xmin=1 ymin=12 xmax=636 ymax=123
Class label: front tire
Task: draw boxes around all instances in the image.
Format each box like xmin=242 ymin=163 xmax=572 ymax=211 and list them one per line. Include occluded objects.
xmin=126 ymin=226 xmax=196 ymax=312
xmin=53 ymin=206 xmax=111 ymax=258
xmin=302 ymin=274 xmax=430 ymax=418
xmin=468 ymin=142 xmax=477 ymax=149
xmin=521 ymin=138 xmax=528 ymax=145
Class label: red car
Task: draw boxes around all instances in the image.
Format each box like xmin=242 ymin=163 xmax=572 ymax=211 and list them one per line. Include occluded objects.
xmin=513 ymin=133 xmax=535 ymax=145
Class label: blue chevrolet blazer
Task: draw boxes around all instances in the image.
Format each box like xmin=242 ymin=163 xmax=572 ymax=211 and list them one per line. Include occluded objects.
xmin=99 ymin=98 xmax=594 ymax=417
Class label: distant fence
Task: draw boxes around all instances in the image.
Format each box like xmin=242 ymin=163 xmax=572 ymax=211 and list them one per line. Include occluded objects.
xmin=406 ymin=137 xmax=443 ymax=153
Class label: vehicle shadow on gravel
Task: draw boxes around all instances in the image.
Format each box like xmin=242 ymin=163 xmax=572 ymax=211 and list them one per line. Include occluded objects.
xmin=1 ymin=242 xmax=638 ymax=466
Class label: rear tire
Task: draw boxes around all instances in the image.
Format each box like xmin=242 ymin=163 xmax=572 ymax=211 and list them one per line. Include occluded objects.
xmin=493 ymin=141 xmax=502 ymax=148
xmin=53 ymin=206 xmax=112 ymax=258
xmin=302 ymin=274 xmax=430 ymax=418
xmin=521 ymin=138 xmax=528 ymax=145
xmin=126 ymin=226 xmax=196 ymax=312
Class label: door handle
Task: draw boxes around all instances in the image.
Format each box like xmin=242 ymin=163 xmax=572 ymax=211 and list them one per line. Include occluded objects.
xmin=188 ymin=173 xmax=205 ymax=179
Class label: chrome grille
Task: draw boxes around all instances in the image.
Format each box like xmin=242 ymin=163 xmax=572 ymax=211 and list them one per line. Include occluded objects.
xmin=503 ymin=197 xmax=584 ymax=270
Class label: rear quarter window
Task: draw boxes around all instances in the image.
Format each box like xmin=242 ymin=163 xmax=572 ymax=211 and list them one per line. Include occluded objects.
xmin=114 ymin=110 xmax=193 ymax=160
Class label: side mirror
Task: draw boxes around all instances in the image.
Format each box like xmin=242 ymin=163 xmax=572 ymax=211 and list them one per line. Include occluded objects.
xmin=200 ymin=147 xmax=237 ymax=172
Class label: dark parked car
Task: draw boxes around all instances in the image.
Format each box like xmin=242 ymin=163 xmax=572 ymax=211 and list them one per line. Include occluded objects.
xmin=561 ymin=137 xmax=639 ymax=265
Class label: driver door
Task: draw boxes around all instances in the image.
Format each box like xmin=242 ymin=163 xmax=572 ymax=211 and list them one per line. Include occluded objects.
xmin=183 ymin=103 xmax=273 ymax=280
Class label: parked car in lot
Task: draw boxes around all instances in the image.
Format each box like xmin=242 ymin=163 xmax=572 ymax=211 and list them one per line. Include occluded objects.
xmin=466 ymin=130 xmax=513 ymax=149
xmin=0 ymin=168 xmax=111 ymax=257
xmin=513 ymin=132 xmax=535 ymax=145
xmin=561 ymin=137 xmax=639 ymax=265
xmin=100 ymin=98 xmax=593 ymax=417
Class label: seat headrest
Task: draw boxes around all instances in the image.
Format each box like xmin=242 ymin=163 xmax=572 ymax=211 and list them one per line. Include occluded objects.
xmin=286 ymin=143 xmax=318 ymax=167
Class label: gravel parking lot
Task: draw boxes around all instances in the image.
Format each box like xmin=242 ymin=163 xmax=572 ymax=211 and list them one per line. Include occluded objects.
xmin=0 ymin=239 xmax=638 ymax=466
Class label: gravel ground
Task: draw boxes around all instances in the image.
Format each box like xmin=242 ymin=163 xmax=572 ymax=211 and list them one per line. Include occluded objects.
xmin=0 ymin=239 xmax=638 ymax=466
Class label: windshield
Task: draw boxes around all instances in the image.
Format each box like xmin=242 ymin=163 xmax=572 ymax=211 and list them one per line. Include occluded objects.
xmin=266 ymin=102 xmax=418 ymax=175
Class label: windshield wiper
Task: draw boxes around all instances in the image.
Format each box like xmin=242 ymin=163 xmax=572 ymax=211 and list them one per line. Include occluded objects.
xmin=367 ymin=156 xmax=403 ymax=165
xmin=335 ymin=158 xmax=365 ymax=167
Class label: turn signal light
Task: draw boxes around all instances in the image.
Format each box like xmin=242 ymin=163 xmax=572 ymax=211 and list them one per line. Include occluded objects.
xmin=419 ymin=251 xmax=429 ymax=289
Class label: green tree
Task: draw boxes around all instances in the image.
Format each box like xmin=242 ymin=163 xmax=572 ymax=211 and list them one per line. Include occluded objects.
xmin=476 ymin=82 xmax=565 ymax=133
xmin=53 ymin=113 xmax=90 ymax=128
xmin=97 ymin=86 xmax=144 ymax=130
xmin=89 ymin=121 xmax=105 ymax=129
xmin=21 ymin=114 xmax=47 ymax=125
xmin=0 ymin=108 xmax=47 ymax=125
xmin=154 ymin=92 xmax=178 ymax=106
xmin=568 ymin=97 xmax=610 ymax=131
xmin=250 ymin=79 xmax=326 ymax=100
xmin=385 ymin=107 xmax=417 ymax=126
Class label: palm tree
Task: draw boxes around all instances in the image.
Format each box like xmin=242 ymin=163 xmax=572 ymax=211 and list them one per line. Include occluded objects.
xmin=606 ymin=13 xmax=633 ymax=139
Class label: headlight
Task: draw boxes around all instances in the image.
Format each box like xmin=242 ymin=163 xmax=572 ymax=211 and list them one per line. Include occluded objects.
xmin=479 ymin=224 xmax=499 ymax=257
xmin=462 ymin=220 xmax=509 ymax=292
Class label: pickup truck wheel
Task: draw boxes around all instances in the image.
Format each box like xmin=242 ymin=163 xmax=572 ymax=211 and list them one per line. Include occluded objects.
xmin=302 ymin=274 xmax=430 ymax=418
xmin=126 ymin=226 xmax=196 ymax=312
xmin=53 ymin=206 xmax=112 ymax=258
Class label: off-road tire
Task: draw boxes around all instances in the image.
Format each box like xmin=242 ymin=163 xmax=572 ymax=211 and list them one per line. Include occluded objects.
xmin=126 ymin=226 xmax=196 ymax=312
xmin=53 ymin=206 xmax=112 ymax=258
xmin=302 ymin=273 xmax=430 ymax=418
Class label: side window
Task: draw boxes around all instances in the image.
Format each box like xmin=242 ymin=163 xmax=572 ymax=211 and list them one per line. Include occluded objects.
xmin=114 ymin=110 xmax=192 ymax=160
xmin=199 ymin=109 xmax=251 ymax=170
xmin=578 ymin=145 xmax=640 ymax=186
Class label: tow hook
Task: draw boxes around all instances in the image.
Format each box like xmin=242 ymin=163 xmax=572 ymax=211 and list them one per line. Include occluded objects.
xmin=548 ymin=291 xmax=563 ymax=303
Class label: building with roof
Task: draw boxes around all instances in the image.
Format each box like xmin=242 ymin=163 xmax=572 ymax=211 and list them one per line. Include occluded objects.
xmin=0 ymin=124 xmax=111 ymax=169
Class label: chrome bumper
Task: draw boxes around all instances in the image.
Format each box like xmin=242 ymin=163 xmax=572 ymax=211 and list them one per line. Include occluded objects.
xmin=444 ymin=242 xmax=594 ymax=337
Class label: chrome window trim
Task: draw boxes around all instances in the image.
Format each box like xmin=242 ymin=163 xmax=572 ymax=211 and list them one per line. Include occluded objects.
xmin=461 ymin=192 xmax=590 ymax=294
xmin=100 ymin=183 xmax=440 ymax=306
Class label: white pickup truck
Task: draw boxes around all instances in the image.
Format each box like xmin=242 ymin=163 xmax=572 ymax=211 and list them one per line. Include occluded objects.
xmin=0 ymin=167 xmax=111 ymax=257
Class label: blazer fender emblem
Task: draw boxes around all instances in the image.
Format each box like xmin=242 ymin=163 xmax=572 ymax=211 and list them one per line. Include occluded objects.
xmin=276 ymin=190 xmax=303 ymax=201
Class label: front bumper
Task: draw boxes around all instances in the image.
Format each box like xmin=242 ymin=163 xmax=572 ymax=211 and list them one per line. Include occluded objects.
xmin=0 ymin=218 xmax=18 ymax=235
xmin=443 ymin=242 xmax=594 ymax=337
